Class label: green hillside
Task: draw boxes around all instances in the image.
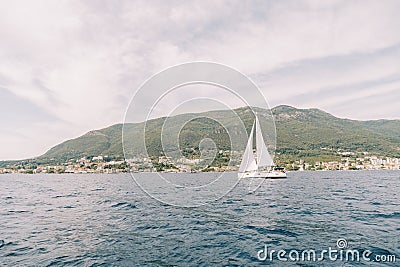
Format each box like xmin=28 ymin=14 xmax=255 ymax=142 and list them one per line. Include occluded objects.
xmin=272 ymin=105 xmax=400 ymax=164
xmin=36 ymin=107 xmax=263 ymax=163
xmin=1 ymin=105 xmax=399 ymax=167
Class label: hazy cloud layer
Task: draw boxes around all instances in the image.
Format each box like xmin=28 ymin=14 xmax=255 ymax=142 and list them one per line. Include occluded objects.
xmin=0 ymin=0 xmax=399 ymax=159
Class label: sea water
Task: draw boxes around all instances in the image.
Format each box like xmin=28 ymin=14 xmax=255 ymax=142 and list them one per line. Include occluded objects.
xmin=0 ymin=171 xmax=398 ymax=266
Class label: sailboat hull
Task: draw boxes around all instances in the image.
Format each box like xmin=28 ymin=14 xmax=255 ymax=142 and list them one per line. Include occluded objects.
xmin=238 ymin=170 xmax=287 ymax=179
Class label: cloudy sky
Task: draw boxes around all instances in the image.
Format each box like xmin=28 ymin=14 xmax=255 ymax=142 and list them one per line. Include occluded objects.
xmin=1 ymin=0 xmax=400 ymax=160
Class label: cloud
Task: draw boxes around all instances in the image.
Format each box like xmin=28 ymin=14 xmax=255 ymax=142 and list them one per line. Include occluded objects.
xmin=0 ymin=87 xmax=58 ymax=125
xmin=0 ymin=87 xmax=68 ymax=160
xmin=256 ymin=44 xmax=400 ymax=113
xmin=0 ymin=0 xmax=399 ymax=159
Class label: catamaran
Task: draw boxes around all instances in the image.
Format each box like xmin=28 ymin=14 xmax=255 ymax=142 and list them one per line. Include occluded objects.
xmin=238 ymin=116 xmax=286 ymax=179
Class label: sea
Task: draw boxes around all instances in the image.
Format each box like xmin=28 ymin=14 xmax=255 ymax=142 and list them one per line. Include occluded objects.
xmin=0 ymin=171 xmax=399 ymax=266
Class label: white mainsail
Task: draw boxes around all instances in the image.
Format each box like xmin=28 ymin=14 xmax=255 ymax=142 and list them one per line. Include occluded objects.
xmin=255 ymin=116 xmax=274 ymax=168
xmin=239 ymin=115 xmax=285 ymax=179
xmin=239 ymin=122 xmax=258 ymax=172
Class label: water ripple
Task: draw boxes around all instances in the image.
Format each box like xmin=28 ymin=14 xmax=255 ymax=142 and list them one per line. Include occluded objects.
xmin=0 ymin=171 xmax=398 ymax=266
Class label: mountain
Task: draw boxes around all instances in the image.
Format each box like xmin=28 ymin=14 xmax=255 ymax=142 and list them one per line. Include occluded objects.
xmin=33 ymin=107 xmax=262 ymax=163
xmin=2 ymin=105 xmax=400 ymax=167
xmin=272 ymin=105 xmax=400 ymax=162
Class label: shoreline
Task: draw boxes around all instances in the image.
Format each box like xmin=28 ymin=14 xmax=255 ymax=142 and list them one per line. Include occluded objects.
xmin=1 ymin=169 xmax=399 ymax=175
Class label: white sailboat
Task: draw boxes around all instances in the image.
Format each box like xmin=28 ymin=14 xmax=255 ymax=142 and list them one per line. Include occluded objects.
xmin=238 ymin=116 xmax=287 ymax=179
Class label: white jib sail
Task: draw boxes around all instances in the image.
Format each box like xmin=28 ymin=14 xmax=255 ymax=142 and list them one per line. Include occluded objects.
xmin=239 ymin=122 xmax=258 ymax=172
xmin=255 ymin=116 xmax=274 ymax=167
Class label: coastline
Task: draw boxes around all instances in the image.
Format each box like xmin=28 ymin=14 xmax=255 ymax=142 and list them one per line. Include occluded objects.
xmin=1 ymin=169 xmax=399 ymax=175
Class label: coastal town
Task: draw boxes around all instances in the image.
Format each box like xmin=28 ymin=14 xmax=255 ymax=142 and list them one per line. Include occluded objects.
xmin=1 ymin=151 xmax=399 ymax=174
